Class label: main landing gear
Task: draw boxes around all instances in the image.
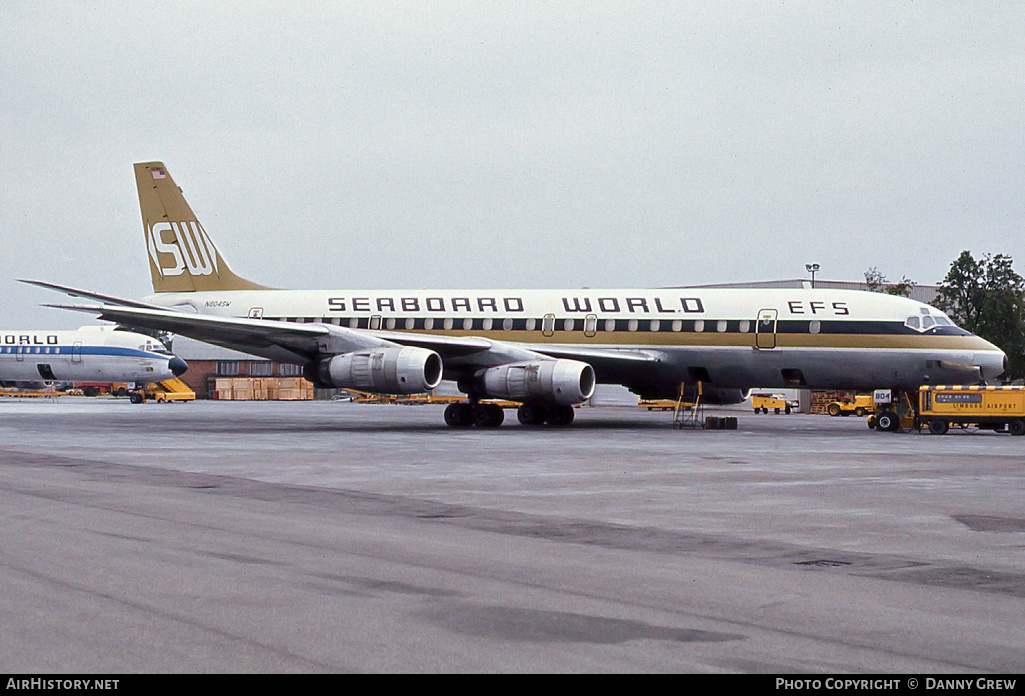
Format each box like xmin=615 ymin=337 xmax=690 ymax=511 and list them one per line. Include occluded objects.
xmin=443 ymin=401 xmax=575 ymax=428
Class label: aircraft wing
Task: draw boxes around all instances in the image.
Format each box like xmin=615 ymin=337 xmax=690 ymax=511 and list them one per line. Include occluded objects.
xmin=20 ymin=279 xmax=170 ymax=311
xmin=42 ymin=303 xmax=548 ymax=369
xmin=44 ymin=302 xmax=660 ymax=382
xmin=45 ymin=304 xmax=352 ymax=364
xmin=514 ymin=343 xmax=661 ymax=382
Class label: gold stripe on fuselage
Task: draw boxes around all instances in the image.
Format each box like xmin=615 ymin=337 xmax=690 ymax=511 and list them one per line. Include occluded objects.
xmin=282 ymin=323 xmax=993 ymax=351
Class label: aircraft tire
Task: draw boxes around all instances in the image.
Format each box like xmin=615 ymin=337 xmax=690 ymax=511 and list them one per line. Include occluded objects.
xmin=444 ymin=402 xmax=473 ymax=427
xmin=473 ymin=403 xmax=504 ymax=428
xmin=517 ymin=403 xmax=545 ymax=426
xmin=545 ymin=404 xmax=575 ymax=426
xmin=876 ymin=411 xmax=900 ymax=432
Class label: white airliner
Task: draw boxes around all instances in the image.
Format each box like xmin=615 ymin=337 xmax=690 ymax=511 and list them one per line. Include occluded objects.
xmin=25 ymin=161 xmax=1006 ymax=429
xmin=0 ymin=325 xmax=188 ymax=390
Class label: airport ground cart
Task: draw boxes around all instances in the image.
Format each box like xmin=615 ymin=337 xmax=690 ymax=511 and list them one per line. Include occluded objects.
xmin=918 ymin=385 xmax=1025 ymax=435
xmin=751 ymin=393 xmax=796 ymax=414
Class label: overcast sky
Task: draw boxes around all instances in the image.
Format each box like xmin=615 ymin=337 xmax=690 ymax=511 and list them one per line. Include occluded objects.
xmin=2 ymin=2 xmax=1022 ymax=328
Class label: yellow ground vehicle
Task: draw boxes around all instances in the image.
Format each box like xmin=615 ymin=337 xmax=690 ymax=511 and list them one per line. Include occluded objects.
xmin=751 ymin=393 xmax=796 ymax=414
xmin=918 ymin=385 xmax=1025 ymax=435
xmin=826 ymin=393 xmax=875 ymax=417
xmin=865 ymin=389 xmax=916 ymax=432
xmin=132 ymin=378 xmax=195 ymax=403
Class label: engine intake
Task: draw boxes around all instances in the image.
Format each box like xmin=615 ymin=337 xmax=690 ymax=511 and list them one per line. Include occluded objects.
xmin=473 ymin=359 xmax=595 ymax=405
xmin=308 ymin=346 xmax=443 ymax=394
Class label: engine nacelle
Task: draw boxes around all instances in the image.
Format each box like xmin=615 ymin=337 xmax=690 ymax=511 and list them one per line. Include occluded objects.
xmin=308 ymin=346 xmax=443 ymax=394
xmin=473 ymin=359 xmax=596 ymax=405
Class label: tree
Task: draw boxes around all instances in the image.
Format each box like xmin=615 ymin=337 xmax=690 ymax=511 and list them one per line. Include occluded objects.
xmin=934 ymin=251 xmax=1025 ymax=381
xmin=864 ymin=267 xmax=887 ymax=293
xmin=863 ymin=267 xmax=916 ymax=297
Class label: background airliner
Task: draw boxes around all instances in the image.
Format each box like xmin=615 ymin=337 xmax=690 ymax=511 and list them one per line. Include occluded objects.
xmin=0 ymin=325 xmax=187 ymax=390
xmin=24 ymin=161 xmax=1006 ymax=428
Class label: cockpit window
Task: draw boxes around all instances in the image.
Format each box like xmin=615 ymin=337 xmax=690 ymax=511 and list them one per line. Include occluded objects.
xmin=140 ymin=342 xmax=172 ymax=355
xmin=906 ymin=312 xmax=957 ymax=332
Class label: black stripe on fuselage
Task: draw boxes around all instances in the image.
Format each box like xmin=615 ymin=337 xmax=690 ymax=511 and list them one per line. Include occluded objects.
xmin=267 ymin=317 xmax=969 ymax=337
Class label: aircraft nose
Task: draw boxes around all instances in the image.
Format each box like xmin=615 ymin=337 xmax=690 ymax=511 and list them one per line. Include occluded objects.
xmin=168 ymin=357 xmax=188 ymax=377
xmin=975 ymin=351 xmax=1007 ymax=381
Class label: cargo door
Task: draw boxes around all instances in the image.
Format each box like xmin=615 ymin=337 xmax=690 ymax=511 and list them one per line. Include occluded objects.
xmin=755 ymin=309 xmax=778 ymax=350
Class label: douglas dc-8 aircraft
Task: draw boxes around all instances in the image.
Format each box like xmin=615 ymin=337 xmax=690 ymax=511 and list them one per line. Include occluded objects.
xmin=25 ymin=161 xmax=1006 ymax=428
xmin=0 ymin=325 xmax=187 ymax=389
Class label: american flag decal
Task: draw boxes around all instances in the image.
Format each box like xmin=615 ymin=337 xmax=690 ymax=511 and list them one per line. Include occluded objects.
xmin=152 ymin=169 xmax=166 ymax=180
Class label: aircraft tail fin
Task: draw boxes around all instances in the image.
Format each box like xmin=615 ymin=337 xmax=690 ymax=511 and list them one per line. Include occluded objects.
xmin=135 ymin=161 xmax=269 ymax=293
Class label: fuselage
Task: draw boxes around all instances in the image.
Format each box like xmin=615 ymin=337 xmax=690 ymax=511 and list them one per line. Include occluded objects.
xmin=142 ymin=286 xmax=1006 ymax=393
xmin=0 ymin=326 xmax=187 ymax=385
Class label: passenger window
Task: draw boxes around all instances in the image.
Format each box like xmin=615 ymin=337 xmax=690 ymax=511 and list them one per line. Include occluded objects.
xmin=809 ymin=320 xmax=821 ymax=334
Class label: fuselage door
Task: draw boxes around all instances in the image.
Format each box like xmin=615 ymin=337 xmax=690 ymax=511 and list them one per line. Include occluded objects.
xmin=15 ymin=345 xmax=25 ymax=362
xmin=755 ymin=309 xmax=778 ymax=350
xmin=72 ymin=341 xmax=83 ymax=363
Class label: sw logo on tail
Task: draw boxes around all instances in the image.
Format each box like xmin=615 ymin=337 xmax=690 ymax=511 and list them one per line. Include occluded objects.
xmin=146 ymin=221 xmax=220 ymax=278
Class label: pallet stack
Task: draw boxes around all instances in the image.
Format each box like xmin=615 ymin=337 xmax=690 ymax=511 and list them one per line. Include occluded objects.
xmin=209 ymin=377 xmax=314 ymax=400
xmin=809 ymin=390 xmax=839 ymax=414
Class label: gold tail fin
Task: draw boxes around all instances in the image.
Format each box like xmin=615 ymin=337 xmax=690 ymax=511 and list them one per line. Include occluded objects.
xmin=135 ymin=161 xmax=268 ymax=293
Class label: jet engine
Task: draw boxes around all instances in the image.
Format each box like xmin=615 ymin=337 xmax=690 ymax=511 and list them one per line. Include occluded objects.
xmin=472 ymin=359 xmax=596 ymax=405
xmin=307 ymin=346 xmax=443 ymax=394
